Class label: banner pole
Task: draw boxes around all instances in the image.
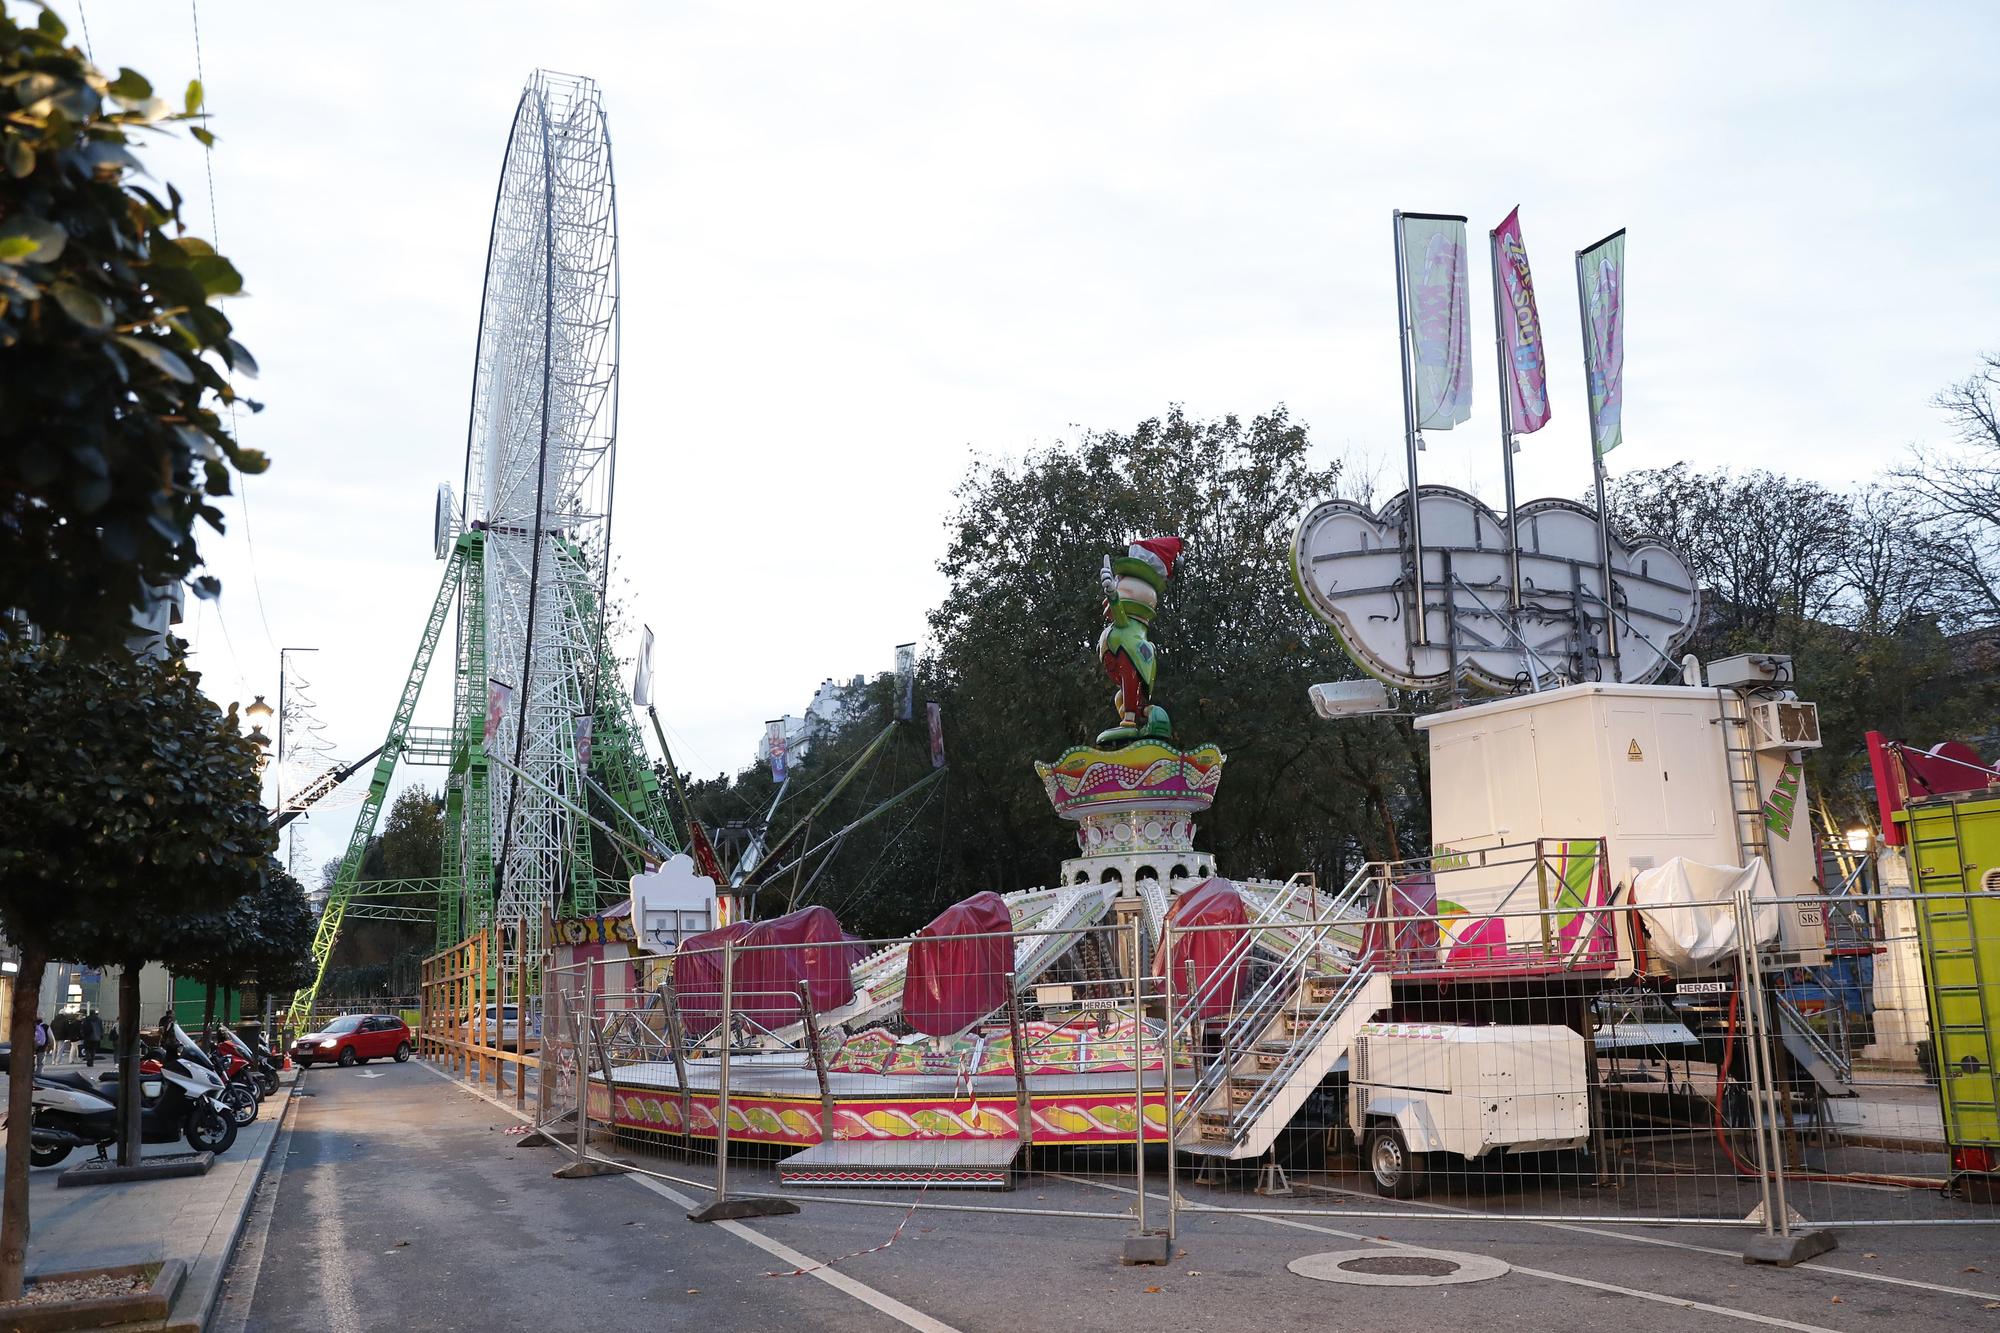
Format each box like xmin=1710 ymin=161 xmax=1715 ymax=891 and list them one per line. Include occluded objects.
xmin=1574 ymin=246 xmax=1621 ymax=678
xmin=1392 ymin=210 xmax=1429 ymax=649
xmin=1488 ymin=222 xmax=1523 ymax=616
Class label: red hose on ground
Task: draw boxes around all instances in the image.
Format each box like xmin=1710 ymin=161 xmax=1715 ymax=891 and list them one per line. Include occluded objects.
xmin=1711 ymin=983 xmax=1943 ymax=1190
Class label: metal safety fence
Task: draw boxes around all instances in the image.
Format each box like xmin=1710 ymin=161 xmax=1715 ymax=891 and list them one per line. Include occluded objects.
xmin=441 ymin=852 xmax=1996 ymax=1258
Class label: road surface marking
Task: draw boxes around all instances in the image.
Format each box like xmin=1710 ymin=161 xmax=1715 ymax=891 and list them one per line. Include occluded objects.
xmin=1289 ymin=1179 xmax=2000 ymax=1305
xmin=412 ymin=1060 xmax=964 ymax=1333
xmin=1054 ymin=1174 xmax=1842 ymax=1333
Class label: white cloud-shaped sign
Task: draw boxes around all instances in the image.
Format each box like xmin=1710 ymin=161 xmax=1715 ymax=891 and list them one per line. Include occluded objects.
xmin=629 ymin=854 xmax=719 ymax=952
xmin=1291 ymin=485 xmax=1700 ymax=692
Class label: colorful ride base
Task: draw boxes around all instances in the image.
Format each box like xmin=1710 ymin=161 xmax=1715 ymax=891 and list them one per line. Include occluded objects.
xmin=586 ymin=1062 xmax=1174 ymax=1148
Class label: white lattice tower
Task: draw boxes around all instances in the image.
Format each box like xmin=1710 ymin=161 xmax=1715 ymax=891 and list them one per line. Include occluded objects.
xmin=456 ymin=71 xmax=621 ymax=959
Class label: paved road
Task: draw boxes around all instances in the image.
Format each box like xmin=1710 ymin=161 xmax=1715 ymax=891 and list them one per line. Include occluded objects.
xmin=220 ymin=1064 xmax=2000 ymax=1333
xmin=217 ymin=1062 xmax=884 ymax=1332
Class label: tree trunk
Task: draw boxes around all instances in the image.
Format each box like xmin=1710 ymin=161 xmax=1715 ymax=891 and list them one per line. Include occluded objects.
xmin=1 ymin=948 xmax=48 ymax=1300
xmin=116 ymin=964 xmax=141 ymax=1168
xmin=202 ymin=981 xmax=216 ymax=1045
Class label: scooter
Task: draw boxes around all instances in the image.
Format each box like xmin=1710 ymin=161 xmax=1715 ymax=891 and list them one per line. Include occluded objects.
xmin=199 ymin=1033 xmax=261 ymax=1126
xmin=22 ymin=1023 xmax=238 ymax=1168
xmin=227 ymin=1027 xmax=283 ymax=1098
xmin=214 ymin=1029 xmax=278 ymax=1101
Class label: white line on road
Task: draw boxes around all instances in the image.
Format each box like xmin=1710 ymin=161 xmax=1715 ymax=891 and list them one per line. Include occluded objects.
xmin=412 ymin=1060 xmax=964 ymax=1333
xmin=1289 ymin=1179 xmax=2000 ymax=1306
xmin=1052 ymin=1174 xmax=1844 ymax=1333
xmin=621 ymin=1170 xmax=965 ymax=1333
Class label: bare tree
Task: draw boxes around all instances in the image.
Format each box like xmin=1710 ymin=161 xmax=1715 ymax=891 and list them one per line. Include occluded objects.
xmin=1894 ymin=353 xmax=2000 ymax=627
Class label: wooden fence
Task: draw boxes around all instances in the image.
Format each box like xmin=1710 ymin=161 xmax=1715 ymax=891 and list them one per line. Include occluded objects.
xmin=418 ymin=927 xmax=538 ymax=1109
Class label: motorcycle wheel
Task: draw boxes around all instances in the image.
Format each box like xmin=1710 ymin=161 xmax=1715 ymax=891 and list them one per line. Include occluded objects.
xmin=223 ymin=1083 xmax=258 ymax=1126
xmin=185 ymin=1103 xmax=238 ymax=1155
xmin=29 ymin=1138 xmax=70 ymax=1168
xmin=255 ymin=1069 xmax=279 ymax=1098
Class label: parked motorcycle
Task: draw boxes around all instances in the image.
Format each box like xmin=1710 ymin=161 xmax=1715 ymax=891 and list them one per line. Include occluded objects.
xmin=20 ymin=1024 xmax=237 ymax=1168
xmin=230 ymin=1026 xmax=284 ymax=1098
xmin=199 ymin=1032 xmax=261 ymax=1126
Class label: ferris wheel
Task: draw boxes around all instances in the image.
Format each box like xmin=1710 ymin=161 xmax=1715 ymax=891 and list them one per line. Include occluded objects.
xmin=448 ymin=70 xmax=625 ymax=950
xmin=285 ymin=72 xmax=676 ymax=1033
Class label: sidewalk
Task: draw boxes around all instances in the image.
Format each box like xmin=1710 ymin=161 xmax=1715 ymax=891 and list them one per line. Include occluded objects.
xmin=7 ymin=1070 xmax=296 ymax=1330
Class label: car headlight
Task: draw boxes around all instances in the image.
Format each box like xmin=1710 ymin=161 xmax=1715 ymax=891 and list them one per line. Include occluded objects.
xmin=318 ymin=1039 xmax=338 ymax=1049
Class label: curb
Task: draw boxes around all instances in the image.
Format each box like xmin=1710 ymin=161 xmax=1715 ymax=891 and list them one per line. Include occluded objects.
xmin=159 ymin=1071 xmax=304 ymax=1332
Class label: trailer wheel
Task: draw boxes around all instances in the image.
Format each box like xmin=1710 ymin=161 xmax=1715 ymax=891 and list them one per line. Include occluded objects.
xmin=1366 ymin=1125 xmax=1427 ymax=1198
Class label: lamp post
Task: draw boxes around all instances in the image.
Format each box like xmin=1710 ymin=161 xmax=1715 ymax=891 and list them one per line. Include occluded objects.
xmin=243 ymin=694 xmax=274 ymax=775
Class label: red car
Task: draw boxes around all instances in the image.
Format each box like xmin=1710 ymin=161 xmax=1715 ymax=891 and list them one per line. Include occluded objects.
xmin=291 ymin=1014 xmax=412 ymax=1068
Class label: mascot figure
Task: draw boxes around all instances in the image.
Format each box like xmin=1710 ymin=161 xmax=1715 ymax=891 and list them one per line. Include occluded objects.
xmin=1096 ymin=535 xmax=1183 ymax=744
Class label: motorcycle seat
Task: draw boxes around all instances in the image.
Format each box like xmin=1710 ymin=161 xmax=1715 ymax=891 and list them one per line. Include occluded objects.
xmin=41 ymin=1070 xmax=102 ymax=1095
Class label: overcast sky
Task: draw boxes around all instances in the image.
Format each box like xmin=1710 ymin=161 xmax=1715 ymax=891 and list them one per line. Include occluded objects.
xmin=74 ymin=1 xmax=2000 ymax=875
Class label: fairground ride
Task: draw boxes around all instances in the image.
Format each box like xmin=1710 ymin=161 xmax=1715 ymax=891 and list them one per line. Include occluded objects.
xmin=282 ymin=71 xmax=678 ymax=1033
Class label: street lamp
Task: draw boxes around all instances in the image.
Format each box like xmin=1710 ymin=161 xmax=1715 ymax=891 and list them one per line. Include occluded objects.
xmin=243 ymin=695 xmax=274 ymax=773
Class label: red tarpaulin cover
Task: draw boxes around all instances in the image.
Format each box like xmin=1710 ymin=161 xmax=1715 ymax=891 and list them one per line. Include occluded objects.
xmin=1156 ymin=877 xmax=1249 ymax=1019
xmin=674 ymin=906 xmax=856 ymax=1031
xmin=1361 ymin=872 xmax=1440 ymax=971
xmin=903 ymin=891 xmax=1014 ymax=1037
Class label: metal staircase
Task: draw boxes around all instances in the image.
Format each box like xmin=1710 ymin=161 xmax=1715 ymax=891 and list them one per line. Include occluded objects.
xmin=1773 ymin=991 xmax=1855 ymax=1097
xmin=1169 ymin=867 xmax=1389 ymax=1161
xmin=1179 ymin=964 xmax=1390 ymax=1161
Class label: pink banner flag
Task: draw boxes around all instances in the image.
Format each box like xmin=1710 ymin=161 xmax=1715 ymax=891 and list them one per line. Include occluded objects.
xmin=1492 ymin=207 xmax=1551 ymax=434
xmin=484 ymin=678 xmax=513 ymax=743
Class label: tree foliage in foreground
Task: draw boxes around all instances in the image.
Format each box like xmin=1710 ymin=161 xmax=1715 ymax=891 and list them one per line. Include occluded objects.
xmin=0 ymin=638 xmax=271 ymax=1298
xmin=0 ymin=2 xmax=261 ymax=649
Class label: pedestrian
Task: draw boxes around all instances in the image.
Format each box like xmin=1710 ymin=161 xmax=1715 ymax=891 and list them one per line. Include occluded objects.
xmin=82 ymin=1008 xmax=103 ymax=1068
xmin=32 ymin=1014 xmax=49 ymax=1073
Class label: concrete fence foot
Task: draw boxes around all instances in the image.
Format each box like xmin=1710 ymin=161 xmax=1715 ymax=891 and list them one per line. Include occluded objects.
xmin=688 ymin=1197 xmax=801 ymax=1223
xmin=1742 ymin=1229 xmax=1836 ymax=1267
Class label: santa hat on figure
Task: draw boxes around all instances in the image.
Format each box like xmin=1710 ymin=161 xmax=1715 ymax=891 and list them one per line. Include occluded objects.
xmin=1107 ymin=536 xmax=1183 ymax=621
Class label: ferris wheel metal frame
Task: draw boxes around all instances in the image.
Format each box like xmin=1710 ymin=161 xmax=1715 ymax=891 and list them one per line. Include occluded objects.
xmin=283 ymin=71 xmax=677 ymax=1035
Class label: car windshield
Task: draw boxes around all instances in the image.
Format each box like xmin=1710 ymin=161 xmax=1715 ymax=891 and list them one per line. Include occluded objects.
xmin=323 ymin=1016 xmax=364 ymax=1034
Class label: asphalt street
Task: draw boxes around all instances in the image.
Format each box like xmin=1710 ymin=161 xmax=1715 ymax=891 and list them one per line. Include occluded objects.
xmin=217 ymin=1064 xmax=2000 ymax=1333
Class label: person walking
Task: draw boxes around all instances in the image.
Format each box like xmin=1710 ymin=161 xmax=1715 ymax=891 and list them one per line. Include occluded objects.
xmin=81 ymin=1009 xmax=103 ymax=1068
xmin=32 ymin=1015 xmax=49 ymax=1073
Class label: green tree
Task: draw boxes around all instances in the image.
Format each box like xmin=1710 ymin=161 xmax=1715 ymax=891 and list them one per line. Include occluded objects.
xmin=325 ymin=788 xmax=441 ymax=997
xmin=693 ymin=407 xmax=1424 ymax=939
xmin=0 ymin=4 xmax=261 ymax=649
xmin=0 ymin=639 xmax=270 ymax=1299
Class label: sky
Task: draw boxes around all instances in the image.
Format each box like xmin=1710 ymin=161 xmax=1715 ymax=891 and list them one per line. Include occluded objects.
xmin=65 ymin=0 xmax=2000 ymax=875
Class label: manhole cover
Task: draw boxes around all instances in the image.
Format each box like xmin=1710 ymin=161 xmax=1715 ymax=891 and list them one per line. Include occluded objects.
xmin=1288 ymin=1248 xmax=1510 ymax=1287
xmin=1341 ymin=1255 xmax=1462 ymax=1277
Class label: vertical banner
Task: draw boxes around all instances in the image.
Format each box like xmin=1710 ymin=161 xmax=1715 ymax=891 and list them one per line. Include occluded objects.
xmin=484 ymin=678 xmax=513 ymax=743
xmin=631 ymin=624 xmax=655 ymax=706
xmin=1492 ymin=207 xmax=1551 ymax=434
xmin=1577 ymin=229 xmax=1626 ymax=455
xmin=926 ymin=700 xmax=946 ymax=769
xmin=1398 ymin=213 xmax=1474 ymax=430
xmin=893 ymin=642 xmax=916 ymax=722
xmin=765 ymin=719 xmax=789 ymax=782
xmin=574 ymin=715 xmax=595 ymax=770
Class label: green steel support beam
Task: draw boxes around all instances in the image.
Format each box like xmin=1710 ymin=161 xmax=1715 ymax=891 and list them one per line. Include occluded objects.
xmin=282 ymin=541 xmax=464 ymax=1035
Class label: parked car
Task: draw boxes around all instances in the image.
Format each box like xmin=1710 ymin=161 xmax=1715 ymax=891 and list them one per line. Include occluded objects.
xmin=292 ymin=1014 xmax=412 ymax=1068
xmin=462 ymin=1003 xmax=539 ymax=1051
